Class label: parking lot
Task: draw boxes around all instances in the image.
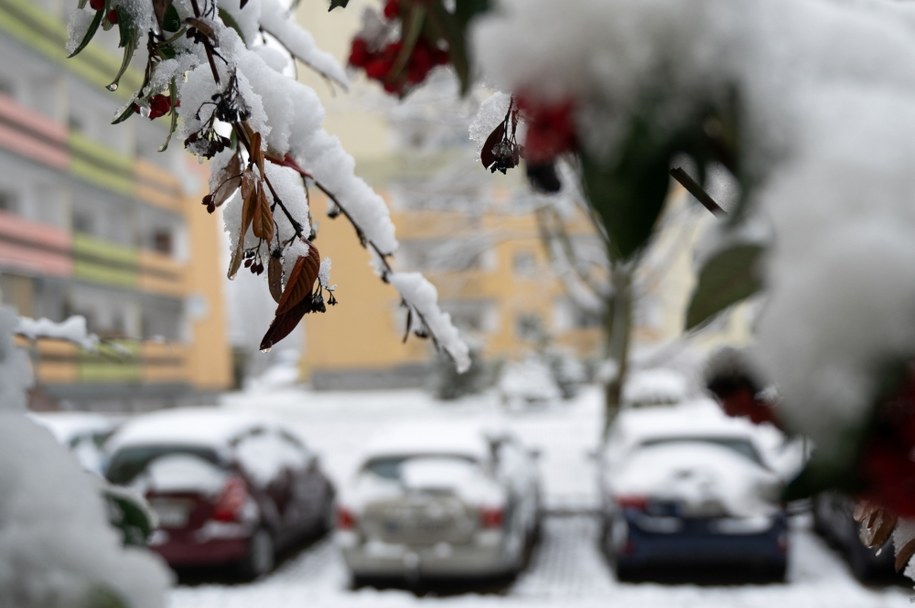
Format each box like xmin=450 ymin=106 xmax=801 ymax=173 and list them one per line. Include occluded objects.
xmin=163 ymin=385 xmax=915 ymax=607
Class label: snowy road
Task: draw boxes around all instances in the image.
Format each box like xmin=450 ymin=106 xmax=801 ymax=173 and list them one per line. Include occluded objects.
xmin=168 ymin=386 xmax=915 ymax=607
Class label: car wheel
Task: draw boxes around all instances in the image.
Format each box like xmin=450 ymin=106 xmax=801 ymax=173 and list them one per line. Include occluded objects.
xmin=766 ymin=559 xmax=788 ymax=583
xmin=237 ymin=527 xmax=276 ymax=581
xmin=848 ymin=540 xmax=880 ymax=582
xmin=615 ymin=560 xmax=638 ymax=582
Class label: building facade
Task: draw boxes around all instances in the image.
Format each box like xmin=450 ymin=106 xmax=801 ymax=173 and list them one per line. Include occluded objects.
xmin=0 ymin=0 xmax=232 ymax=410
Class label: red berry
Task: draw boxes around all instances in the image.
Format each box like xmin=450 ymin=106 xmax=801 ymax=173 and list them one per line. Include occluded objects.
xmin=365 ymin=59 xmax=390 ymax=80
xmin=348 ymin=38 xmax=370 ymax=67
xmin=106 ymin=8 xmax=119 ymax=24
xmin=383 ymin=0 xmax=399 ymax=20
xmin=89 ymin=0 xmax=104 ymax=10
xmin=516 ymin=96 xmax=577 ymax=164
xmin=148 ymin=94 xmax=171 ymax=119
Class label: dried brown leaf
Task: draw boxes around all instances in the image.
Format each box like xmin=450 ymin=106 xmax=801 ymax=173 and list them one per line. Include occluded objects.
xmin=251 ymin=186 xmax=274 ymax=243
xmin=896 ymin=537 xmax=915 ymax=572
xmin=250 ymin=132 xmax=265 ymax=176
xmin=480 ymin=122 xmax=505 ymax=171
xmin=276 ymin=245 xmax=321 ymax=316
xmin=210 ymin=152 xmax=242 ymax=209
xmin=857 ymin=501 xmax=897 ymax=549
xmin=268 ymin=256 xmax=283 ymax=303
xmin=227 ymin=245 xmax=243 ymax=280
xmin=153 ymin=0 xmax=172 ymax=30
xmin=186 ymin=17 xmax=218 ymax=41
xmin=260 ymin=298 xmax=309 ymax=351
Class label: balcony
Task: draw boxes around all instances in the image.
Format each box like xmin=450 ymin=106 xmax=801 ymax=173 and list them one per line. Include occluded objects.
xmin=72 ymin=233 xmax=137 ymax=289
xmin=69 ymin=132 xmax=135 ymax=197
xmin=0 ymin=211 xmax=72 ymax=278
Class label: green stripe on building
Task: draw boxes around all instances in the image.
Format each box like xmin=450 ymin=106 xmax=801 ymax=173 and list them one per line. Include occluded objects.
xmin=69 ymin=132 xmax=136 ymax=197
xmin=73 ymin=233 xmax=138 ymax=288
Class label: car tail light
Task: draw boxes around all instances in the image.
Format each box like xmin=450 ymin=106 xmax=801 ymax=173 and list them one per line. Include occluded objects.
xmin=615 ymin=495 xmax=648 ymax=511
xmin=336 ymin=506 xmax=357 ymax=531
xmin=212 ymin=475 xmax=249 ymax=522
xmin=480 ymin=506 xmax=504 ymax=529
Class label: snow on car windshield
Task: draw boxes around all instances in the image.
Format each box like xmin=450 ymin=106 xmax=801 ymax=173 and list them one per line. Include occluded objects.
xmin=614 ymin=441 xmax=781 ymax=517
xmin=106 ymin=445 xmax=222 ymax=486
xmin=363 ymin=454 xmax=479 ymax=481
xmin=131 ymin=453 xmax=227 ymax=495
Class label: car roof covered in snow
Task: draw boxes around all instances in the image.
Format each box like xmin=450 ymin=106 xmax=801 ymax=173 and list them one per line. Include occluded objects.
xmin=607 ymin=400 xmax=765 ymax=447
xmin=359 ymin=420 xmax=503 ymax=462
xmin=106 ymin=407 xmax=277 ymax=453
xmin=29 ymin=411 xmax=115 ymax=444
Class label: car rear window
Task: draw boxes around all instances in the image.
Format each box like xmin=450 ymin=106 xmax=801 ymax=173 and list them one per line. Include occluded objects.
xmin=362 ymin=454 xmax=479 ymax=481
xmin=106 ymin=445 xmax=222 ymax=486
xmin=639 ymin=436 xmax=764 ymax=466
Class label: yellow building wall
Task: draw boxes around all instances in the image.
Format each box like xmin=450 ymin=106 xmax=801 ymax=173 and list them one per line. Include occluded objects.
xmin=182 ymin=163 xmax=233 ymax=391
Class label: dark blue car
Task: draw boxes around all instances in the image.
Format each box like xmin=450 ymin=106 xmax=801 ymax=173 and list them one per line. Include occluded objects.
xmin=598 ymin=406 xmax=790 ymax=582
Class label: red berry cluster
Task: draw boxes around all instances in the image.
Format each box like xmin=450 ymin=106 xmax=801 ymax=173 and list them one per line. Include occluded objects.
xmin=347 ymin=0 xmax=449 ymax=96
xmin=349 ymin=37 xmax=449 ymax=95
xmin=515 ymin=96 xmax=578 ymax=165
xmin=88 ymin=0 xmax=118 ymax=25
xmin=858 ymin=364 xmax=915 ymax=517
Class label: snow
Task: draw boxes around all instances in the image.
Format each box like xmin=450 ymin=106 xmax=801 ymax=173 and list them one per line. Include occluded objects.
xmin=107 ymin=406 xmax=270 ymax=453
xmin=16 ymin=315 xmax=99 ymax=349
xmin=611 ymin=442 xmax=781 ymax=517
xmin=28 ymin=411 xmax=114 ymax=445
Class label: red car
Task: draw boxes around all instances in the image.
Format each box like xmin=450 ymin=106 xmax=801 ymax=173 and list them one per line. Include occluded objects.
xmin=105 ymin=407 xmax=335 ymax=579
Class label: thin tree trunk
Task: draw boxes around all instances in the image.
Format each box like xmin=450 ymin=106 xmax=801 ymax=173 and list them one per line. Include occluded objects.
xmin=602 ymin=266 xmax=633 ymax=439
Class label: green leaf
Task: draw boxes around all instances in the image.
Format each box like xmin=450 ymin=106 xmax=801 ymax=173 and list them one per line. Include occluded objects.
xmin=111 ymin=101 xmax=137 ymax=125
xmin=162 ymin=4 xmax=181 ymax=32
xmin=158 ymin=80 xmax=180 ymax=152
xmin=106 ymin=9 xmax=139 ymax=92
xmin=82 ymin=585 xmax=129 ymax=608
xmin=102 ymin=485 xmax=155 ymax=547
xmin=328 ymin=0 xmax=350 ymax=10
xmin=685 ymin=242 xmax=764 ymax=330
xmin=218 ymin=7 xmax=247 ymax=44
xmin=428 ymin=3 xmax=472 ymax=94
xmin=67 ymin=2 xmax=107 ymax=59
xmin=390 ymin=4 xmax=427 ymax=80
xmin=454 ymin=0 xmax=491 ymax=26
xmin=580 ymin=138 xmax=671 ymax=262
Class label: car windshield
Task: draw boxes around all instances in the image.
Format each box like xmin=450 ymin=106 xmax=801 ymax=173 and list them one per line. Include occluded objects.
xmin=362 ymin=454 xmax=480 ymax=481
xmin=638 ymin=436 xmax=764 ymax=466
xmin=106 ymin=445 xmax=223 ymax=485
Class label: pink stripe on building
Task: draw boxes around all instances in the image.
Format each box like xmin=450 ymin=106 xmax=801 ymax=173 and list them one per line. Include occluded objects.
xmin=0 ymin=211 xmax=72 ymax=277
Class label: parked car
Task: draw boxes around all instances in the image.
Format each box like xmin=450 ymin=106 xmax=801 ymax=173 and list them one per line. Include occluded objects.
xmin=336 ymin=420 xmax=542 ymax=585
xmin=598 ymin=404 xmax=789 ymax=581
xmin=812 ymin=491 xmax=897 ymax=581
xmin=30 ymin=411 xmax=117 ymax=475
xmin=105 ymin=407 xmax=335 ymax=579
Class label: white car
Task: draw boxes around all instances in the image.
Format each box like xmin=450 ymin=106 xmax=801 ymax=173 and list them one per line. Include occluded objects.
xmin=30 ymin=411 xmax=117 ymax=475
xmin=336 ymin=420 xmax=541 ymax=584
xmin=597 ymin=403 xmax=789 ymax=581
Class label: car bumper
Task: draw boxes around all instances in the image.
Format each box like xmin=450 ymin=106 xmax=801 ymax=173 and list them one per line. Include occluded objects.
xmin=615 ymin=513 xmax=788 ymax=569
xmin=338 ymin=530 xmax=513 ymax=578
xmin=148 ymin=522 xmax=253 ymax=567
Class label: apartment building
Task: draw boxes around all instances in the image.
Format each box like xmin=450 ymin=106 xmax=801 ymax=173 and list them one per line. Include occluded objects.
xmin=0 ymin=0 xmax=231 ymax=410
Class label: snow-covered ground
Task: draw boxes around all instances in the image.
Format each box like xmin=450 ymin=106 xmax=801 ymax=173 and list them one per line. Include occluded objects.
xmin=169 ymin=385 xmax=915 ymax=607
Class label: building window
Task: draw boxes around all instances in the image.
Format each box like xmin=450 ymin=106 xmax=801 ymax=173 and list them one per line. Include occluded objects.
xmin=513 ymin=251 xmax=537 ymax=277
xmin=152 ymin=229 xmax=173 ymax=255
xmin=72 ymin=210 xmax=93 ymax=233
xmin=0 ymin=190 xmax=18 ymax=214
xmin=516 ymin=314 xmax=545 ymax=342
